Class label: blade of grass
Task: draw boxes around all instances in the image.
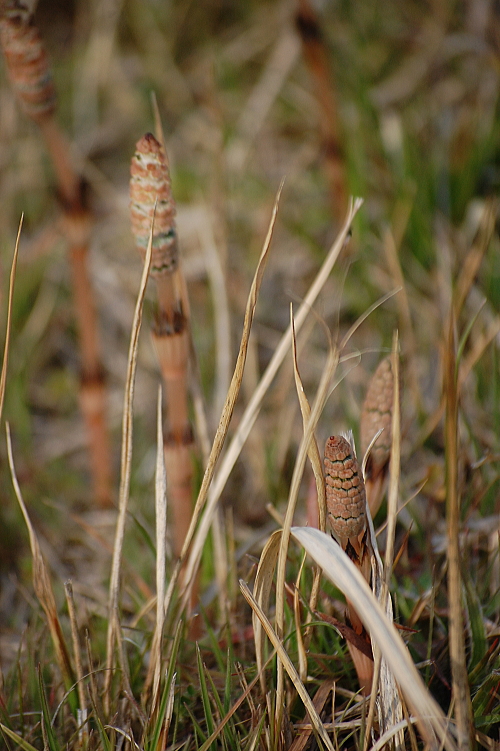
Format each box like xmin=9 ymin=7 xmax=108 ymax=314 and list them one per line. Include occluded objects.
xmin=364 ymin=331 xmax=404 ymax=750
xmin=291 ymin=526 xmax=457 ymax=751
xmin=6 ymin=424 xmax=76 ymax=711
xmin=196 ymin=644 xmax=216 ymax=749
xmin=240 ymin=579 xmax=335 ymax=751
xmin=180 ymin=197 xmax=363 ymax=611
xmin=169 ymin=180 xmax=284 ymax=617
xmin=444 ymin=314 xmax=475 ymax=750
xmin=145 ymin=385 xmax=168 ymax=704
xmin=37 ymin=666 xmax=59 ymax=751
xmin=275 ymin=339 xmax=339 ymax=731
xmin=0 ymin=215 xmax=22 ymax=425
xmin=64 ymin=581 xmax=88 ymax=741
xmin=0 ymin=725 xmax=39 ymax=751
xmin=253 ymin=529 xmax=282 ymax=695
xmin=291 ymin=310 xmax=326 ymax=634
xmin=145 ymin=619 xmax=183 ymax=751
xmin=104 ymin=210 xmax=153 ymax=710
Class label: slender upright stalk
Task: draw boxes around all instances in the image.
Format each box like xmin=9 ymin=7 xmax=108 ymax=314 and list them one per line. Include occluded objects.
xmin=0 ymin=7 xmax=112 ymax=506
xmin=444 ymin=316 xmax=475 ymax=750
xmin=130 ymin=134 xmax=194 ymax=560
xmin=295 ymin=0 xmax=347 ymax=223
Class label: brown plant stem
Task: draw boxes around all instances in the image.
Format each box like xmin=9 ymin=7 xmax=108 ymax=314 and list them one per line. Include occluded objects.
xmin=58 ymin=172 xmax=112 ymax=508
xmin=444 ymin=315 xmax=475 ymax=750
xmin=0 ymin=9 xmax=112 ymax=506
xmin=129 ymin=134 xmax=196 ymax=606
xmin=295 ymin=0 xmax=347 ymax=223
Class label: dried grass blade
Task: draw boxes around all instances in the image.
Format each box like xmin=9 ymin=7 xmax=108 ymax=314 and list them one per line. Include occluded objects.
xmin=339 ymin=287 xmax=401 ymax=351
xmin=176 ymin=180 xmax=284 ymax=611
xmin=291 ymin=311 xmax=325 ymax=630
xmin=104 ymin=218 xmax=153 ymax=706
xmin=291 ymin=309 xmax=326 ymax=533
xmin=384 ymin=331 xmax=400 ymax=587
xmin=454 ymin=199 xmax=497 ymax=315
xmin=0 ymin=216 xmax=22 ymax=424
xmin=240 ymin=580 xmax=335 ymax=751
xmin=275 ymin=343 xmax=338 ymax=729
xmin=197 ymin=657 xmax=269 ymax=751
xmin=146 ymin=385 xmax=168 ymax=703
xmin=179 ymin=198 xmax=362 ymax=611
xmin=294 ymin=553 xmax=308 ymax=682
xmin=368 ymin=331 xmax=404 ymax=749
xmin=253 ymin=529 xmax=282 ymax=695
xmin=64 ymin=581 xmax=87 ymax=736
xmin=444 ymin=316 xmax=474 ymax=750
xmin=291 ymin=526 xmax=457 ymax=751
xmin=6 ymin=424 xmax=75 ymax=695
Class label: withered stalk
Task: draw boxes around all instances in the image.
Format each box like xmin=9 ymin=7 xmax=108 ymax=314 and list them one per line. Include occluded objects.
xmin=0 ymin=8 xmax=112 ymax=506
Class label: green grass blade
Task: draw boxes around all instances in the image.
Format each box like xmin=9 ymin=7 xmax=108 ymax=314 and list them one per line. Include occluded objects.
xmin=196 ymin=644 xmax=215 ymax=747
xmin=0 ymin=724 xmax=40 ymax=751
xmin=205 ymin=668 xmax=237 ymax=750
xmin=462 ymin=565 xmax=487 ymax=673
xmin=183 ymin=701 xmax=208 ymax=747
xmin=37 ymin=667 xmax=59 ymax=751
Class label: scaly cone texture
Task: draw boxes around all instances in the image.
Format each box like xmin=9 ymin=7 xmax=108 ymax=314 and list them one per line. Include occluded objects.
xmin=0 ymin=12 xmax=56 ymax=122
xmin=360 ymin=357 xmax=396 ymax=518
xmin=0 ymin=6 xmax=112 ymax=506
xmin=324 ymin=434 xmax=373 ymax=694
xmin=325 ymin=434 xmax=366 ymax=542
xmin=130 ymin=134 xmax=194 ymax=560
xmin=130 ymin=133 xmax=178 ymax=277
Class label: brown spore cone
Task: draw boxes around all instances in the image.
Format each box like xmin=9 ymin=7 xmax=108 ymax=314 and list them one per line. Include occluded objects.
xmin=130 ymin=132 xmax=178 ymax=276
xmin=324 ymin=435 xmax=366 ymax=539
xmin=0 ymin=14 xmax=56 ymax=121
xmin=360 ymin=357 xmax=395 ymax=478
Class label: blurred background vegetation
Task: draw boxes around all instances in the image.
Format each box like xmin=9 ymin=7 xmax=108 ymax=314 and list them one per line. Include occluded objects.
xmin=0 ymin=0 xmax=499 ymax=737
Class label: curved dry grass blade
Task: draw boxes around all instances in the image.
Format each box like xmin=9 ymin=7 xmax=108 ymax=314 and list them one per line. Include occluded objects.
xmin=144 ymin=385 xmax=168 ymax=704
xmin=339 ymin=288 xmax=401 ymax=351
xmin=294 ymin=554 xmax=308 ymax=682
xmin=174 ymin=180 xmax=284 ymax=613
xmin=275 ymin=344 xmax=339 ymax=729
xmin=6 ymin=423 xmax=75 ymax=694
xmin=0 ymin=216 xmax=22 ymax=424
xmin=291 ymin=309 xmax=326 ymax=534
xmin=291 ymin=310 xmax=325 ymax=633
xmin=240 ymin=580 xmax=335 ymax=751
xmin=367 ymin=718 xmax=417 ymax=751
xmin=291 ymin=526 xmax=457 ymax=751
xmin=253 ymin=529 xmax=282 ymax=695
xmin=454 ymin=199 xmax=497 ymax=315
xmin=104 ymin=220 xmax=153 ymax=708
xmin=179 ymin=198 xmax=363 ymax=610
